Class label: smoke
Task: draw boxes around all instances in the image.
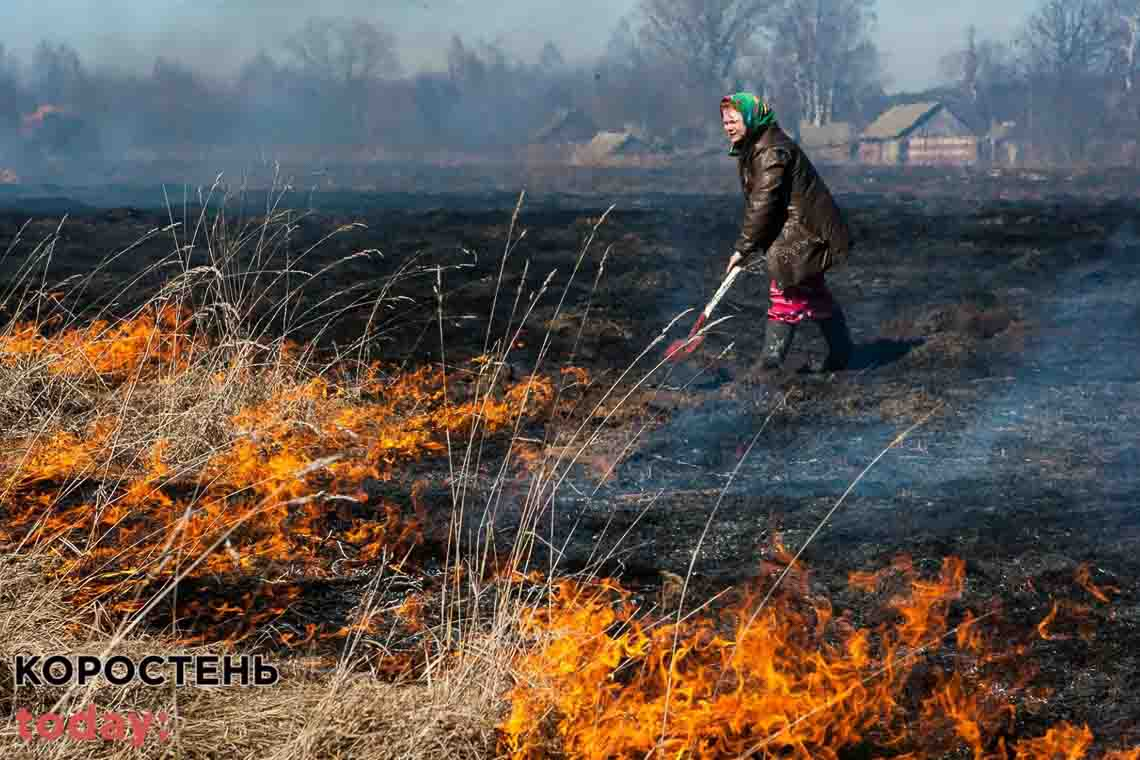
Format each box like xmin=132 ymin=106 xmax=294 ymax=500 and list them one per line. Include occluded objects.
xmin=1 ymin=0 xmax=629 ymax=78
xmin=875 ymin=0 xmax=1034 ymax=92
xmin=565 ymin=205 xmax=1140 ymax=575
xmin=4 ymin=0 xmax=1036 ymax=91
xmin=0 ymin=0 xmax=1068 ymax=185
xmin=817 ymin=217 xmax=1140 ymax=551
xmin=0 ymin=4 xmax=650 ymax=184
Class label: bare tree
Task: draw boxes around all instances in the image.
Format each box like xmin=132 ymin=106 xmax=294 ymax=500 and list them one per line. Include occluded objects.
xmin=284 ymin=17 xmax=401 ymax=86
xmin=0 ymin=44 xmax=27 ymax=132
xmin=1108 ymin=0 xmax=1140 ymax=91
xmin=939 ymin=27 xmax=972 ymax=86
xmin=1019 ymin=0 xmax=1117 ymax=160
xmin=770 ymin=0 xmax=880 ymax=127
xmin=283 ymin=17 xmax=400 ymax=141
xmin=593 ymin=18 xmax=649 ymax=128
xmin=1020 ymin=0 xmax=1115 ymax=79
xmin=939 ymin=27 xmax=1019 ymax=128
xmin=963 ymin=26 xmax=980 ymax=100
xmin=634 ymin=0 xmax=778 ymax=90
xmin=30 ymin=41 xmax=86 ymax=106
xmin=447 ymin=35 xmax=484 ymax=86
xmin=538 ymin=41 xmax=565 ymax=72
xmin=602 ymin=16 xmax=645 ymax=72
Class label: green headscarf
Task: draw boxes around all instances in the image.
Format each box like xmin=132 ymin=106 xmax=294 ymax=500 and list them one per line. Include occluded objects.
xmin=721 ymin=92 xmax=776 ymax=155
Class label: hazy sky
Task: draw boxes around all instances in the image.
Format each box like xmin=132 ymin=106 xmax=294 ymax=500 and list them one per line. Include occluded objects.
xmin=2 ymin=0 xmax=1039 ymax=93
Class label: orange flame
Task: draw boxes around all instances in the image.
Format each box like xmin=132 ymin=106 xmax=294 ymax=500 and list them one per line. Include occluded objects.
xmin=0 ymin=310 xmax=584 ymax=649
xmin=0 ymin=305 xmax=203 ymax=379
xmin=5 ymin=310 xmax=1140 ymax=756
xmin=1074 ymin=563 xmax=1117 ymax=604
xmin=20 ymin=104 xmax=69 ymax=136
xmin=1013 ymin=722 xmax=1094 ymax=759
xmin=501 ymin=554 xmax=1140 ymax=759
xmin=502 ymin=556 xmax=975 ymax=759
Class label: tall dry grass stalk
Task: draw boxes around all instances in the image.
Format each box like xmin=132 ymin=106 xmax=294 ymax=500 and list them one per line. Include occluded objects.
xmin=0 ymin=179 xmax=690 ymax=758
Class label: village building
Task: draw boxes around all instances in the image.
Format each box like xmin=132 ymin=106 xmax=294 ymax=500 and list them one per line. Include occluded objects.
xmin=569 ymin=129 xmax=666 ymax=166
xmin=857 ymin=102 xmax=979 ymax=166
xmin=532 ymin=108 xmax=600 ymax=145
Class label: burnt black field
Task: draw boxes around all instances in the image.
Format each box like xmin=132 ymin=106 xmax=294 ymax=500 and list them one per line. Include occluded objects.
xmin=1 ymin=166 xmax=1138 ymax=749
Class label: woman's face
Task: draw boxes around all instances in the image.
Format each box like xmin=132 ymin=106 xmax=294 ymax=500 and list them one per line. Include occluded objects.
xmin=722 ymin=107 xmax=746 ymax=142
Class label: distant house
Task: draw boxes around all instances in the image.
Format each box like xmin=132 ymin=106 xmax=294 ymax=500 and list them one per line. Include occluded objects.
xmin=798 ymin=121 xmax=856 ymax=164
xmin=858 ymin=102 xmax=978 ymax=166
xmin=570 ymin=129 xmax=669 ymax=166
xmin=532 ymin=108 xmax=599 ymax=145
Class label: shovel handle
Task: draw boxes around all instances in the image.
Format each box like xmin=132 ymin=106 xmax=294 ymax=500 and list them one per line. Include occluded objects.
xmin=702 ymin=265 xmax=743 ymax=318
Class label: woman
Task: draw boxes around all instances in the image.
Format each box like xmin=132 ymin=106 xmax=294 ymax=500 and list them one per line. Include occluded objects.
xmin=721 ymin=92 xmax=854 ymax=372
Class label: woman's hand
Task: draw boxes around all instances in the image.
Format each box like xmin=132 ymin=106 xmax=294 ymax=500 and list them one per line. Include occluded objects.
xmin=726 ymin=251 xmax=745 ymax=273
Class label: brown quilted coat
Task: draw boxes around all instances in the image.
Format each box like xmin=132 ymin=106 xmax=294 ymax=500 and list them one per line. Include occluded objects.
xmin=732 ymin=122 xmax=852 ymax=288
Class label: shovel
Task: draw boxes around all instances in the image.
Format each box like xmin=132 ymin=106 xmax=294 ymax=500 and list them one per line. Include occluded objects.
xmin=664 ymin=264 xmax=743 ymax=361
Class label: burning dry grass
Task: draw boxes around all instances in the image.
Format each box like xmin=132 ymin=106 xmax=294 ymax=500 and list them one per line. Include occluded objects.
xmin=0 ymin=295 xmax=562 ymax=647
xmin=0 ymin=550 xmax=1136 ymax=759
xmin=0 ymin=186 xmax=609 ymax=757
xmin=0 ymin=190 xmax=1136 ymax=758
xmin=500 ymin=550 xmax=1139 ymax=760
xmin=0 ymin=557 xmax=507 ymax=760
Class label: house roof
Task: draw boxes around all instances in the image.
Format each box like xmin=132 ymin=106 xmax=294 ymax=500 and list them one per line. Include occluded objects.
xmin=532 ymin=108 xmax=599 ymax=143
xmin=582 ymin=130 xmax=650 ymax=155
xmin=860 ymin=102 xmax=942 ymax=140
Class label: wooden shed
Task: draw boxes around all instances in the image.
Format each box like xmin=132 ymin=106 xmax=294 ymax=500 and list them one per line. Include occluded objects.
xmin=858 ymin=102 xmax=978 ymax=166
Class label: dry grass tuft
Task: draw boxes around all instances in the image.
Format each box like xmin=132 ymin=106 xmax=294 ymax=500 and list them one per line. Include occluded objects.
xmin=0 ymin=186 xmax=619 ymax=759
xmin=0 ymin=556 xmax=511 ymax=759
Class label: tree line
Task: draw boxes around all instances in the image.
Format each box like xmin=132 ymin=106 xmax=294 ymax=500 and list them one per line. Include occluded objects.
xmin=1 ymin=0 xmax=1138 ymax=166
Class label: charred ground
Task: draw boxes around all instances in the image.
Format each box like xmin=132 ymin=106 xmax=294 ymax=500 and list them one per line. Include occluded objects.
xmin=0 ymin=169 xmax=1137 ymax=751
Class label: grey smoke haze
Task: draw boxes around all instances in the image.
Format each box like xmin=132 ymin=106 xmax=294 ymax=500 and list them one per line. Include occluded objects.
xmin=3 ymin=0 xmax=1038 ymax=92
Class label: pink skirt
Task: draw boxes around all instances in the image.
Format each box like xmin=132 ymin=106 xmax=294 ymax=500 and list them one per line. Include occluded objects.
xmin=767 ymin=274 xmax=835 ymax=323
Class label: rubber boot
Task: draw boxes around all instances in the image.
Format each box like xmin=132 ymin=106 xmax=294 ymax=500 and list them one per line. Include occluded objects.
xmin=811 ymin=308 xmax=853 ymax=372
xmin=760 ymin=320 xmax=796 ymax=369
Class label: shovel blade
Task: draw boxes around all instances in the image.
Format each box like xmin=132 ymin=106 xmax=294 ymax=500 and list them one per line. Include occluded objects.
xmin=664 ymin=314 xmax=707 ymax=361
xmin=665 ymin=335 xmax=704 ymax=359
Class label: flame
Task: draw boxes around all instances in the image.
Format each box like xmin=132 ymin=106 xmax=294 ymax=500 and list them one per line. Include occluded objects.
xmin=393 ymin=593 xmax=427 ymax=632
xmin=502 ymin=557 xmax=967 ymax=759
xmin=1013 ymin=723 xmax=1094 ymax=759
xmin=500 ymin=554 xmax=1140 ymax=759
xmin=1037 ymin=601 xmax=1062 ymax=641
xmin=4 ymin=311 xmax=1140 ymax=755
xmin=0 ymin=310 xmax=585 ymax=650
xmin=1029 ymin=564 xmax=1119 ymax=644
xmin=1074 ymin=563 xmax=1117 ymax=604
xmin=0 ymin=305 xmax=203 ymax=379
xmin=20 ymin=104 xmax=69 ymax=136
